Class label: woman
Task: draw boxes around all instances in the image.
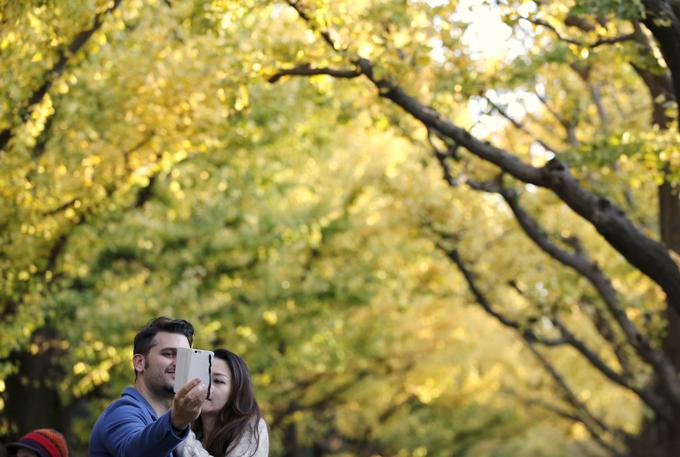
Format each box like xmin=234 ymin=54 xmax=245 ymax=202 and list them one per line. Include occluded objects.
xmin=177 ymin=349 xmax=269 ymax=457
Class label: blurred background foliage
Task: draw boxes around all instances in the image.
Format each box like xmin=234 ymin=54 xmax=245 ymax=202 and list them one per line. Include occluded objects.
xmin=1 ymin=0 xmax=679 ymax=456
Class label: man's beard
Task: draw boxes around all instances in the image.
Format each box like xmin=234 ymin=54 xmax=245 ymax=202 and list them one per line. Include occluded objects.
xmin=153 ymin=368 xmax=176 ymax=398
xmin=162 ymin=382 xmax=175 ymax=396
xmin=141 ymin=358 xmax=176 ymax=399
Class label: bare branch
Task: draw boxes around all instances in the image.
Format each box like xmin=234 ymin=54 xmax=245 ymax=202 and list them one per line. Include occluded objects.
xmin=512 ymin=276 xmax=636 ymax=380
xmin=504 ymin=387 xmax=582 ymax=423
xmin=441 ymin=242 xmax=671 ymax=421
xmin=534 ymin=91 xmax=579 ymax=147
xmin=570 ymin=63 xmax=610 ymax=130
xmin=483 ymin=95 xmax=564 ymax=155
xmin=590 ymin=33 xmax=638 ymax=48
xmin=519 ymin=15 xmax=636 ymax=48
xmin=452 ymin=174 xmax=677 ymax=402
xmin=526 ymin=343 xmax=630 ymax=457
xmin=438 ymin=236 xmax=632 ymax=451
xmin=269 ymin=63 xmax=361 ymax=83
xmin=285 ymin=0 xmax=338 ymax=50
xmin=521 ymin=16 xmax=582 ymax=45
xmin=427 ymin=130 xmax=461 ymax=187
xmin=564 ymin=14 xmax=597 ymax=32
xmin=497 ymin=188 xmax=680 ymax=407
xmin=551 ymin=317 xmax=656 ymax=414
xmin=438 ymin=245 xmax=566 ymax=344
xmin=461 ymin=176 xmax=680 ymax=409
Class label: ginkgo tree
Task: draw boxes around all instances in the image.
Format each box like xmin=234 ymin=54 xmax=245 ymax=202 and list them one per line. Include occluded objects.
xmin=2 ymin=3 xmax=563 ymax=456
xmin=2 ymin=0 xmax=679 ymax=456
xmin=261 ymin=0 xmax=680 ymax=456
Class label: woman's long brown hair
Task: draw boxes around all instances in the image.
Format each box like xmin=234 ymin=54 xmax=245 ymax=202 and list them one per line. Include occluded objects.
xmin=193 ymin=349 xmax=263 ymax=456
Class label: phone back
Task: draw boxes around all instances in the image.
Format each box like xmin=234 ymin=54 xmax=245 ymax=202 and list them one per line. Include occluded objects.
xmin=173 ymin=347 xmax=213 ymax=398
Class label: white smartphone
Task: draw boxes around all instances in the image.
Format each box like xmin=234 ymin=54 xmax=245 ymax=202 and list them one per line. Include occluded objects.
xmin=173 ymin=347 xmax=214 ymax=399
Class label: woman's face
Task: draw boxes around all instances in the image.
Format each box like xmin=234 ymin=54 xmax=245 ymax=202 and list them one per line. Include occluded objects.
xmin=201 ymin=358 xmax=232 ymax=416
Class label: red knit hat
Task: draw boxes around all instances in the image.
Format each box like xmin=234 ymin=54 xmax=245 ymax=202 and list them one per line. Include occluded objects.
xmin=7 ymin=429 xmax=69 ymax=457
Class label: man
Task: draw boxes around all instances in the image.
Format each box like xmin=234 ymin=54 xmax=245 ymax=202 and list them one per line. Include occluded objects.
xmin=89 ymin=317 xmax=208 ymax=457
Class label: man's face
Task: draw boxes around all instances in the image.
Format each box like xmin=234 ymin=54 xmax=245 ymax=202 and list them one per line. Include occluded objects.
xmin=136 ymin=331 xmax=190 ymax=398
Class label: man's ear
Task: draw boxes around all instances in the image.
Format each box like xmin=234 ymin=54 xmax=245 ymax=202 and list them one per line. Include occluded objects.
xmin=133 ymin=354 xmax=146 ymax=375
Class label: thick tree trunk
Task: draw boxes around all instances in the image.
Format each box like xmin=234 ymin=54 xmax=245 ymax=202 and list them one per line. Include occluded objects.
xmin=625 ymin=4 xmax=680 ymax=454
xmin=282 ymin=418 xmax=318 ymax=457
xmin=659 ymin=183 xmax=680 ymax=256
xmin=629 ymin=4 xmax=680 ymax=451
xmin=2 ymin=327 xmax=69 ymax=441
xmin=628 ymin=183 xmax=680 ymax=456
xmin=642 ymin=2 xmax=680 ymax=128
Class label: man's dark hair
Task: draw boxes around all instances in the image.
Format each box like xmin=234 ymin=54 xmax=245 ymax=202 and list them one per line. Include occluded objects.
xmin=133 ymin=316 xmax=194 ymax=356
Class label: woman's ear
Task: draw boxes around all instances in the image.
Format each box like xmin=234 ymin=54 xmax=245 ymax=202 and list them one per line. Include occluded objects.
xmin=133 ymin=353 xmax=146 ymax=374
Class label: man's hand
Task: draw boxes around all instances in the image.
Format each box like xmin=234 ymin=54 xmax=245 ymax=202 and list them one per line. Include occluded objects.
xmin=171 ymin=378 xmax=208 ymax=431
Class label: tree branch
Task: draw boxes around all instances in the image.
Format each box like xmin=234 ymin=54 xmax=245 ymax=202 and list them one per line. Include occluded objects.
xmin=0 ymin=0 xmax=123 ymax=153
xmin=511 ymin=276 xmax=636 ymax=382
xmin=534 ymin=91 xmax=579 ymax=147
xmin=519 ymin=15 xmax=636 ymax=48
xmin=459 ymin=176 xmax=680 ymax=409
xmin=641 ymin=0 xmax=680 ymax=126
xmin=483 ymin=95 xmax=563 ymax=155
xmin=349 ymin=55 xmax=680 ymax=323
xmin=505 ymin=387 xmax=582 ymax=423
xmin=629 ymin=21 xmax=676 ymax=129
xmin=436 ymin=244 xmax=565 ymax=345
xmin=441 ymin=243 xmax=671 ymax=421
xmin=279 ymin=0 xmax=680 ymax=415
xmin=427 ymin=130 xmax=461 ymax=187
xmin=526 ymin=343 xmax=630 ymax=457
xmin=569 ymin=63 xmax=610 ymax=131
xmin=440 ymin=238 xmax=632 ymax=452
xmin=268 ymin=64 xmax=361 ymax=83
xmin=496 ymin=187 xmax=680 ymax=407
